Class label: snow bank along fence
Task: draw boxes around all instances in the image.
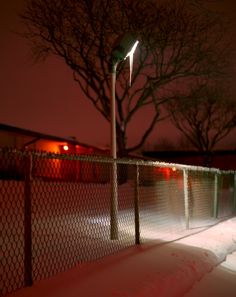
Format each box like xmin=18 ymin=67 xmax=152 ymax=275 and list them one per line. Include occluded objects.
xmin=1 ymin=148 xmax=236 ymax=296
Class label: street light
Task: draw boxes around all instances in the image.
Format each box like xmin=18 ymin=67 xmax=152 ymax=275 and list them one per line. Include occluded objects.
xmin=109 ymin=33 xmax=139 ymax=240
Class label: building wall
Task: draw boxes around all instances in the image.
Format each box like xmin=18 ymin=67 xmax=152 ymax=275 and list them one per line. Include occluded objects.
xmin=0 ymin=129 xmax=110 ymax=182
xmin=0 ymin=130 xmax=32 ymax=149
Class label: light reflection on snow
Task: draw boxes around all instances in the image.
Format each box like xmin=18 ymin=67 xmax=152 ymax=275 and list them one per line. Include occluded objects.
xmin=87 ymin=216 xmax=110 ymax=226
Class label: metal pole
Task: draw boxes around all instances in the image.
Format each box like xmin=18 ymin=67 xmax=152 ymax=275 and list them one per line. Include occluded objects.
xmin=24 ymin=152 xmax=33 ymax=286
xmin=213 ymin=173 xmax=219 ymax=218
xmin=234 ymin=172 xmax=236 ymax=213
xmin=183 ymin=169 xmax=190 ymax=229
xmin=134 ymin=164 xmax=140 ymax=244
xmin=110 ymin=64 xmax=118 ymax=240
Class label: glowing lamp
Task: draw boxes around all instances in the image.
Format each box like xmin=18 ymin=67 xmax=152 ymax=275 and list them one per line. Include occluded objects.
xmin=63 ymin=145 xmax=69 ymax=151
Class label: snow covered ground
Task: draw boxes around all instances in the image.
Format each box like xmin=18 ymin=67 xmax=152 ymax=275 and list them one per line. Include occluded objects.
xmin=185 ymin=251 xmax=236 ymax=297
xmin=7 ymin=217 xmax=236 ymax=297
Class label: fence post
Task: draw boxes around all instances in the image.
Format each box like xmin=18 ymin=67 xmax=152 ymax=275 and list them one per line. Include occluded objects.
xmin=213 ymin=172 xmax=219 ymax=218
xmin=134 ymin=164 xmax=140 ymax=245
xmin=110 ymin=159 xmax=118 ymax=240
xmin=183 ymin=169 xmax=189 ymax=229
xmin=234 ymin=172 xmax=236 ymax=213
xmin=24 ymin=152 xmax=33 ymax=286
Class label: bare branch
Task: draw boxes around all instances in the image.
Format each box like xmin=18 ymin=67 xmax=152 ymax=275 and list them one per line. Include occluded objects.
xmin=20 ymin=0 xmax=232 ymax=154
xmin=167 ymin=83 xmax=236 ymax=152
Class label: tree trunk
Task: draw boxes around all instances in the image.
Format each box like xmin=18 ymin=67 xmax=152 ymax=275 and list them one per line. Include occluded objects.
xmin=203 ymin=152 xmax=213 ymax=167
xmin=116 ymin=126 xmax=128 ymax=184
xmin=116 ymin=126 xmax=128 ymax=158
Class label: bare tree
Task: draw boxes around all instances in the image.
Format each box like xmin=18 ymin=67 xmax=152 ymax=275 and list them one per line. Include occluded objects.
xmin=167 ymin=83 xmax=236 ymax=162
xmin=20 ymin=0 xmax=230 ymax=155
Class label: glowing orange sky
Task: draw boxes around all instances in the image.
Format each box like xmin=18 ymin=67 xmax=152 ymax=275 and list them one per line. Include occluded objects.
xmin=0 ymin=0 xmax=235 ymax=150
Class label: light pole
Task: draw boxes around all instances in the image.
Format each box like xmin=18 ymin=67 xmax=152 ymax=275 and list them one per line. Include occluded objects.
xmin=109 ymin=33 xmax=139 ymax=240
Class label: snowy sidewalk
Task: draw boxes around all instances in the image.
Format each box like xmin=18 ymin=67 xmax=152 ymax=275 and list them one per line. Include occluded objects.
xmin=8 ymin=218 xmax=236 ymax=297
xmin=184 ymin=251 xmax=236 ymax=297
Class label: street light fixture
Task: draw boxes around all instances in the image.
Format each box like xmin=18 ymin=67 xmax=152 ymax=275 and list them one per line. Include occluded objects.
xmin=109 ymin=33 xmax=139 ymax=240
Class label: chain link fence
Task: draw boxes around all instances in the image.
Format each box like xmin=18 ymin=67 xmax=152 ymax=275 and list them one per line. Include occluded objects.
xmin=1 ymin=148 xmax=236 ymax=296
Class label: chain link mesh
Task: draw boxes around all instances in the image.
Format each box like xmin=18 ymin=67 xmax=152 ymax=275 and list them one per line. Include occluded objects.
xmin=218 ymin=172 xmax=235 ymax=218
xmin=1 ymin=150 xmax=25 ymax=296
xmin=187 ymin=170 xmax=216 ymax=228
xmin=1 ymin=148 xmax=235 ymax=296
xmin=138 ymin=165 xmax=186 ymax=242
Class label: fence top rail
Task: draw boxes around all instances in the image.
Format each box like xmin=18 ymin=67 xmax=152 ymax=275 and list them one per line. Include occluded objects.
xmin=1 ymin=147 xmax=235 ymax=174
xmin=118 ymin=159 xmax=234 ymax=174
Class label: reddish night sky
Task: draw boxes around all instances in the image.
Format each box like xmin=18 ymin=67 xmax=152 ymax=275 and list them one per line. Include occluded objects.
xmin=0 ymin=0 xmax=236 ymax=150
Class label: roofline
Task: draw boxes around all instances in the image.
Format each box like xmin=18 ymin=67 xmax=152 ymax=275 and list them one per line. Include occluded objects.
xmin=0 ymin=123 xmax=103 ymax=151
